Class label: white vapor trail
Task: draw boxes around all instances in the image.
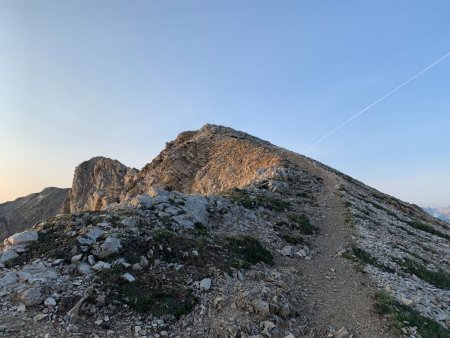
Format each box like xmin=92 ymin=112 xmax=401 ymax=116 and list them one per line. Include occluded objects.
xmin=307 ymin=52 xmax=450 ymax=151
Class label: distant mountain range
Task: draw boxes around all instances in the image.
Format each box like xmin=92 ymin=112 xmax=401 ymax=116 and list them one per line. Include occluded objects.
xmin=424 ymin=206 xmax=450 ymax=223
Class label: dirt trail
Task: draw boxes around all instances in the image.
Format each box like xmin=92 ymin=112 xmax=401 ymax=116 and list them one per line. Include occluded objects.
xmin=295 ymin=164 xmax=393 ymax=337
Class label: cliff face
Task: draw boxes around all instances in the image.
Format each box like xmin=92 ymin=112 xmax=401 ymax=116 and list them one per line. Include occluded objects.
xmin=69 ymin=157 xmax=138 ymax=212
xmin=0 ymin=187 xmax=69 ymax=240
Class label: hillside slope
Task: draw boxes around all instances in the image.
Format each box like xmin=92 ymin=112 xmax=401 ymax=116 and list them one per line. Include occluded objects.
xmin=424 ymin=206 xmax=450 ymax=223
xmin=0 ymin=124 xmax=448 ymax=337
xmin=0 ymin=187 xmax=70 ymax=240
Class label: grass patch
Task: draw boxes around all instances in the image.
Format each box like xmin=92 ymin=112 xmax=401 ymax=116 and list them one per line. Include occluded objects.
xmin=280 ymin=234 xmax=305 ymax=245
xmin=342 ymin=245 xmax=395 ymax=273
xmin=406 ymin=221 xmax=450 ymax=241
xmin=398 ymin=258 xmax=450 ymax=290
xmin=287 ymin=214 xmax=315 ymax=234
xmin=120 ymin=280 xmax=197 ymax=317
xmin=296 ymin=192 xmax=310 ymax=198
xmin=225 ymin=236 xmax=274 ymax=269
xmin=224 ymin=189 xmax=290 ymax=212
xmin=374 ymin=291 xmax=450 ymax=338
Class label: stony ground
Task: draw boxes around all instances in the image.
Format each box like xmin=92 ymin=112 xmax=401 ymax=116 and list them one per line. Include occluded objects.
xmin=0 ymin=125 xmax=449 ymax=338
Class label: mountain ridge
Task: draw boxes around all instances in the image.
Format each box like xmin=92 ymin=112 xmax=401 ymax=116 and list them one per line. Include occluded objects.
xmin=0 ymin=124 xmax=448 ymax=337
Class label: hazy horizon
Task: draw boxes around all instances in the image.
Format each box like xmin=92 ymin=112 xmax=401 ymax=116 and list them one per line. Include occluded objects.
xmin=1 ymin=1 xmax=449 ymax=208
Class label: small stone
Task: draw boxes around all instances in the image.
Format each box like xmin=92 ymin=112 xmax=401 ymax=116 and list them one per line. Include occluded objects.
xmin=92 ymin=261 xmax=111 ymax=271
xmin=252 ymin=300 xmax=271 ymax=318
xmin=134 ymin=326 xmax=141 ymax=333
xmin=401 ymin=298 xmax=413 ymax=306
xmin=0 ymin=272 xmax=18 ymax=287
xmin=0 ymin=248 xmax=19 ymax=263
xmin=280 ymin=246 xmax=294 ymax=257
xmin=97 ymin=237 xmax=122 ymax=258
xmin=20 ymin=287 xmax=46 ymax=306
xmin=77 ymin=227 xmax=104 ymax=245
xmin=122 ymin=273 xmax=136 ymax=282
xmin=95 ymin=320 xmax=103 ymax=325
xmin=200 ymin=278 xmax=212 ymax=291
xmin=71 ymin=254 xmax=83 ymax=263
xmin=77 ymin=263 xmax=92 ymax=275
xmin=140 ymin=256 xmax=149 ymax=267
xmin=132 ymin=263 xmax=142 ymax=271
xmin=7 ymin=231 xmax=38 ymax=246
xmin=260 ymin=321 xmax=276 ymax=336
xmin=52 ymin=259 xmax=65 ymax=266
xmin=44 ymin=297 xmax=57 ymax=307
xmin=33 ymin=313 xmax=48 ymax=321
xmin=88 ymin=255 xmax=96 ymax=265
xmin=16 ymin=304 xmax=26 ymax=312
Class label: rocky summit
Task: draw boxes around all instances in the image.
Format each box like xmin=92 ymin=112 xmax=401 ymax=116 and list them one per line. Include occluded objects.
xmin=0 ymin=124 xmax=449 ymax=338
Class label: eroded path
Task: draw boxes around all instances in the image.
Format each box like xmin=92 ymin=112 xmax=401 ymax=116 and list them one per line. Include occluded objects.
xmin=296 ymin=169 xmax=393 ymax=337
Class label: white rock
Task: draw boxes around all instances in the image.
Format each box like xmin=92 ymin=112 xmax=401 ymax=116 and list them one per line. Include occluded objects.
xmin=252 ymin=299 xmax=271 ymax=318
xmin=0 ymin=248 xmax=19 ymax=263
xmin=77 ymin=227 xmax=104 ymax=245
xmin=77 ymin=263 xmax=92 ymax=275
xmin=6 ymin=231 xmax=38 ymax=246
xmin=401 ymin=297 xmax=413 ymax=306
xmin=200 ymin=278 xmax=212 ymax=291
xmin=71 ymin=254 xmax=83 ymax=262
xmin=33 ymin=313 xmax=48 ymax=321
xmin=121 ymin=217 xmax=139 ymax=227
xmin=44 ymin=297 xmax=57 ymax=307
xmin=260 ymin=321 xmax=276 ymax=336
xmin=92 ymin=261 xmax=111 ymax=271
xmin=16 ymin=304 xmax=26 ymax=312
xmin=280 ymin=246 xmax=294 ymax=257
xmin=97 ymin=237 xmax=122 ymax=258
xmin=20 ymin=287 xmax=46 ymax=306
xmin=122 ymin=273 xmax=136 ymax=282
xmin=140 ymin=256 xmax=149 ymax=267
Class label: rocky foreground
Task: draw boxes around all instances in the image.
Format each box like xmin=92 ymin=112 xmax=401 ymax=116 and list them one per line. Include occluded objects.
xmin=0 ymin=125 xmax=449 ymax=338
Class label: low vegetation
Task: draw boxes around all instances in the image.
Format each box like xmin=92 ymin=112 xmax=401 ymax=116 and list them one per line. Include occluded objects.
xmin=374 ymin=291 xmax=450 ymax=338
xmin=287 ymin=214 xmax=315 ymax=234
xmin=225 ymin=235 xmax=274 ymax=269
xmin=396 ymin=258 xmax=450 ymax=291
xmin=406 ymin=220 xmax=450 ymax=241
xmin=120 ymin=280 xmax=197 ymax=316
xmin=342 ymin=245 xmax=395 ymax=273
xmin=224 ymin=189 xmax=290 ymax=212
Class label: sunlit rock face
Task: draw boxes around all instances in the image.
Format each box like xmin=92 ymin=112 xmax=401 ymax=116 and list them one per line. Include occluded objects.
xmin=69 ymin=156 xmax=138 ymax=212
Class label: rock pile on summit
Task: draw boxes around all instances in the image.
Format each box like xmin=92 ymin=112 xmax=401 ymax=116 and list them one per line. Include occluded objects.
xmin=0 ymin=124 xmax=448 ymax=338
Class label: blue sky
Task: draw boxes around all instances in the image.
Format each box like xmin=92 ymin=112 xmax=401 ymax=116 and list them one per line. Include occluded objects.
xmin=0 ymin=1 xmax=449 ymax=207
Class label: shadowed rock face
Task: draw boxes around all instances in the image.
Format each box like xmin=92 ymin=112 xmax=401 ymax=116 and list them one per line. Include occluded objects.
xmin=0 ymin=187 xmax=70 ymax=240
xmin=69 ymin=157 xmax=138 ymax=212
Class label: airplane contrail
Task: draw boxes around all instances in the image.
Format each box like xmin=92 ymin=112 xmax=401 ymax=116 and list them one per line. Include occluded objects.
xmin=307 ymin=52 xmax=450 ymax=151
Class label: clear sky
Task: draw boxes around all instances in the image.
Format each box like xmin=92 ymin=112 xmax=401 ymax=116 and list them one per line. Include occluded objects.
xmin=0 ymin=1 xmax=449 ymax=207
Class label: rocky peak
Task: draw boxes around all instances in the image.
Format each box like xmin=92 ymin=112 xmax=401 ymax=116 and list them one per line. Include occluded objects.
xmin=69 ymin=157 xmax=138 ymax=212
xmin=127 ymin=124 xmax=288 ymax=198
